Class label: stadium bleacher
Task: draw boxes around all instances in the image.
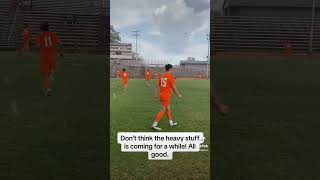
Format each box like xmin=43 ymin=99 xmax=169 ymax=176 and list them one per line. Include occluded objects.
xmin=0 ymin=0 xmax=11 ymax=49
xmin=110 ymin=59 xmax=209 ymax=78
xmin=0 ymin=0 xmax=107 ymax=53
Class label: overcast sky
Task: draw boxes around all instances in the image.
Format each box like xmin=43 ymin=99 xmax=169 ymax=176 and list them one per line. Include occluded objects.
xmin=110 ymin=0 xmax=209 ymax=64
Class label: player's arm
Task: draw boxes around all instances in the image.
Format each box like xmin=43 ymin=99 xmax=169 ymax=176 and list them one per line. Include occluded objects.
xmin=56 ymin=39 xmax=64 ymax=57
xmin=58 ymin=42 xmax=64 ymax=57
xmin=53 ymin=34 xmax=64 ymax=57
xmin=211 ymin=88 xmax=229 ymax=115
xmin=35 ymin=35 xmax=41 ymax=48
xmin=172 ymin=85 xmax=182 ymax=98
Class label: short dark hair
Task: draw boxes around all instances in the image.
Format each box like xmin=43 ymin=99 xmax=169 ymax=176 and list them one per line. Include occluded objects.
xmin=165 ymin=64 xmax=173 ymax=71
xmin=40 ymin=22 xmax=49 ymax=31
xmin=123 ymin=68 xmax=126 ymax=71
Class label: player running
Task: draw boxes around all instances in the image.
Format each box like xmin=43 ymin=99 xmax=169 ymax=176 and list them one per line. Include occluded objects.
xmin=145 ymin=69 xmax=151 ymax=86
xmin=36 ymin=22 xmax=63 ymax=96
xmin=121 ymin=68 xmax=128 ymax=93
xmin=151 ymin=64 xmax=182 ymax=131
xmin=22 ymin=24 xmax=31 ymax=53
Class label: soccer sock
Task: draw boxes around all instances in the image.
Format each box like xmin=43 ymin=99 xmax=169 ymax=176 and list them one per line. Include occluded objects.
xmin=152 ymin=121 xmax=158 ymax=127
xmin=155 ymin=111 xmax=164 ymax=123
xmin=169 ymin=120 xmax=174 ymax=126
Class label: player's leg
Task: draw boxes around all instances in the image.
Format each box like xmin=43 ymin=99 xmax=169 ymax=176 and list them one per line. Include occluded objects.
xmin=46 ymin=57 xmax=56 ymax=95
xmin=21 ymin=40 xmax=27 ymax=53
xmin=49 ymin=57 xmax=56 ymax=81
xmin=40 ymin=60 xmax=51 ymax=96
xmin=26 ymin=39 xmax=30 ymax=52
xmin=165 ymin=103 xmax=177 ymax=127
xmin=151 ymin=104 xmax=166 ymax=131
xmin=122 ymin=80 xmax=127 ymax=94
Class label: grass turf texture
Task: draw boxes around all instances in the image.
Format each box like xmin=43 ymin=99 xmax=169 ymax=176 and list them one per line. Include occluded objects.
xmin=213 ymin=53 xmax=320 ymax=179
xmin=110 ymin=79 xmax=210 ymax=179
xmin=0 ymin=52 xmax=106 ymax=179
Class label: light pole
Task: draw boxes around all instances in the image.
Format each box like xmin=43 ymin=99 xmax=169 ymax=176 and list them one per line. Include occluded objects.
xmin=207 ymin=34 xmax=210 ymax=79
xmin=309 ymin=0 xmax=316 ymax=53
xmin=132 ymin=30 xmax=140 ymax=61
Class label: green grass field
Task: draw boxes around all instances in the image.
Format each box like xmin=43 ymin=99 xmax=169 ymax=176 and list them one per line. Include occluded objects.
xmin=110 ymin=78 xmax=210 ymax=179
xmin=213 ymin=53 xmax=320 ymax=179
xmin=0 ymin=51 xmax=106 ymax=179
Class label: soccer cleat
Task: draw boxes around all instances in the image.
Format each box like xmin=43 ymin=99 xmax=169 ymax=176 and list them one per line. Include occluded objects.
xmin=170 ymin=122 xmax=178 ymax=127
xmin=43 ymin=89 xmax=53 ymax=96
xmin=152 ymin=126 xmax=162 ymax=131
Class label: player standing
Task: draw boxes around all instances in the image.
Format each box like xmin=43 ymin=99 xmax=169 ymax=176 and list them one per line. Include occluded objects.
xmin=22 ymin=24 xmax=31 ymax=53
xmin=145 ymin=69 xmax=151 ymax=86
xmin=283 ymin=40 xmax=292 ymax=57
xmin=122 ymin=68 xmax=128 ymax=93
xmin=151 ymin=64 xmax=182 ymax=131
xmin=116 ymin=68 xmax=121 ymax=78
xmin=36 ymin=22 xmax=63 ymax=96
xmin=154 ymin=71 xmax=159 ymax=80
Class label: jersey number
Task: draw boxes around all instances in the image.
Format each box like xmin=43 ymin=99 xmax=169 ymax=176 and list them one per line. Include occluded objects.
xmin=44 ymin=36 xmax=53 ymax=47
xmin=161 ymin=78 xmax=167 ymax=87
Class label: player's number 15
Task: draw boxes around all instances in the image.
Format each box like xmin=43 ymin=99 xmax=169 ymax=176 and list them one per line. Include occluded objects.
xmin=161 ymin=78 xmax=167 ymax=87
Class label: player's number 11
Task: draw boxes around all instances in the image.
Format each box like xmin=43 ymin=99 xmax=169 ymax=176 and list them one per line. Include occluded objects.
xmin=161 ymin=78 xmax=167 ymax=87
xmin=44 ymin=36 xmax=53 ymax=47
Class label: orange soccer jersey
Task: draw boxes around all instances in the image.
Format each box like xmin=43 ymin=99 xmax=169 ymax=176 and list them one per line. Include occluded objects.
xmin=158 ymin=72 xmax=176 ymax=101
xmin=154 ymin=72 xmax=159 ymax=79
xmin=146 ymin=71 xmax=151 ymax=81
xmin=36 ymin=31 xmax=60 ymax=71
xmin=122 ymin=72 xmax=128 ymax=86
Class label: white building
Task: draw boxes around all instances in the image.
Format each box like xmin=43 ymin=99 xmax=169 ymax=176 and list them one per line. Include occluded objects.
xmin=110 ymin=43 xmax=133 ymax=61
xmin=180 ymin=57 xmax=208 ymax=68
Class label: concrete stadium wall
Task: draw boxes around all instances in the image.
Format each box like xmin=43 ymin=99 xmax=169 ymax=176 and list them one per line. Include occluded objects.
xmin=0 ymin=0 xmax=107 ymax=52
xmin=211 ymin=16 xmax=320 ymax=52
xmin=110 ymin=59 xmax=209 ymax=78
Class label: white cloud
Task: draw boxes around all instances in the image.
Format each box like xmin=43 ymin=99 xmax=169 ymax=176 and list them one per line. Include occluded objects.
xmin=111 ymin=0 xmax=209 ymax=64
xmin=151 ymin=0 xmax=209 ymax=53
xmin=123 ymin=36 xmax=208 ymax=65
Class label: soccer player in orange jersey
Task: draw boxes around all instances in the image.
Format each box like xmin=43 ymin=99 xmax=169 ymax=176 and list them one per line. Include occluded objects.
xmin=116 ymin=68 xmax=121 ymax=78
xmin=154 ymin=71 xmax=159 ymax=80
xmin=283 ymin=40 xmax=292 ymax=57
xmin=22 ymin=24 xmax=31 ymax=53
xmin=36 ymin=22 xmax=63 ymax=96
xmin=122 ymin=68 xmax=129 ymax=93
xmin=145 ymin=69 xmax=151 ymax=86
xmin=152 ymin=64 xmax=182 ymax=131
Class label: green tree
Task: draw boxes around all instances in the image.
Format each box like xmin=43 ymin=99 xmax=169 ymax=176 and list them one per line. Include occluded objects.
xmin=110 ymin=25 xmax=121 ymax=43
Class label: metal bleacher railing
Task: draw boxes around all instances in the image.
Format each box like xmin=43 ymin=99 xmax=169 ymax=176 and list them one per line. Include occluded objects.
xmin=211 ymin=16 xmax=320 ymax=53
